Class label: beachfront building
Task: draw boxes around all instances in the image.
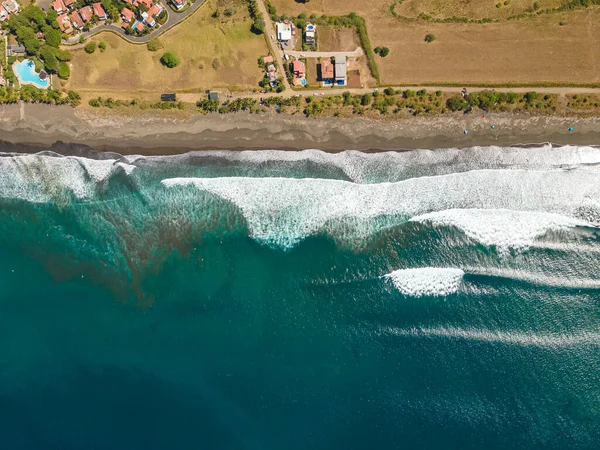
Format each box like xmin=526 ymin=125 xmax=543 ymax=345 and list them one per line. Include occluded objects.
xmin=334 ymin=57 xmax=347 ymax=86
xmin=171 ymin=0 xmax=186 ymax=10
xmin=92 ymin=2 xmax=107 ymax=20
xmin=320 ymin=59 xmax=334 ymax=85
xmin=276 ymin=22 xmax=292 ymax=42
xmin=305 ymin=23 xmax=316 ymax=47
xmin=292 ymin=59 xmax=306 ymax=86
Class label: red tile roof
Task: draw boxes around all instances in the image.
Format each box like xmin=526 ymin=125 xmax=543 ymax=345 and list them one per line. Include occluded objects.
xmin=57 ymin=13 xmax=72 ymax=32
xmin=79 ymin=5 xmax=92 ymax=22
xmin=321 ymin=60 xmax=334 ymax=79
xmin=263 ymin=55 xmax=274 ymax=63
xmin=137 ymin=0 xmax=152 ymax=8
xmin=52 ymin=0 xmax=66 ymax=12
xmin=293 ymin=60 xmax=305 ymax=75
xmin=70 ymin=10 xmax=84 ymax=28
xmin=147 ymin=4 xmax=161 ymax=16
xmin=135 ymin=21 xmax=144 ymax=32
xmin=64 ymin=0 xmax=76 ymax=6
xmin=92 ymin=2 xmax=106 ymax=18
xmin=121 ymin=7 xmax=134 ymax=21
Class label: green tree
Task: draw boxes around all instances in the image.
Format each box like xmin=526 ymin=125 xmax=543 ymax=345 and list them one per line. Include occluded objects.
xmin=23 ymin=38 xmax=41 ymax=55
xmin=251 ymin=18 xmax=265 ymax=34
xmin=99 ymin=41 xmax=107 ymax=52
xmin=160 ymin=52 xmax=180 ymax=68
xmin=379 ymin=47 xmax=390 ymax=57
xmin=147 ymin=38 xmax=163 ymax=51
xmin=55 ymin=49 xmax=73 ymax=62
xmin=39 ymin=46 xmax=59 ymax=72
xmin=446 ymin=95 xmax=469 ymax=111
xmin=361 ymin=92 xmax=372 ymax=106
xmin=42 ymin=26 xmax=62 ymax=48
xmin=84 ymin=41 xmax=97 ymax=54
xmin=58 ymin=61 xmax=70 ymax=79
xmin=424 ymin=33 xmax=436 ymax=43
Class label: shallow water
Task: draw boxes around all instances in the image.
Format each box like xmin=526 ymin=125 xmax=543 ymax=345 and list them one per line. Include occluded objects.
xmin=1 ymin=145 xmax=599 ymax=449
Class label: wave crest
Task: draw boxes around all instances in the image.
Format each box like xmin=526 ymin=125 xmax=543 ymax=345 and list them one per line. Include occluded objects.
xmin=383 ymin=267 xmax=465 ymax=297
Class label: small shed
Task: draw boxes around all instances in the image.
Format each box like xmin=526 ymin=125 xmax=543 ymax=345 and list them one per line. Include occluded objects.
xmin=161 ymin=93 xmax=176 ymax=101
xmin=39 ymin=69 xmax=48 ymax=80
xmin=208 ymin=91 xmax=219 ymax=101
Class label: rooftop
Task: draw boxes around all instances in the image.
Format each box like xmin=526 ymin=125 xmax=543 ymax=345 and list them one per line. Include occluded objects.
xmin=276 ymin=22 xmax=292 ymax=41
xmin=321 ymin=60 xmax=334 ymax=79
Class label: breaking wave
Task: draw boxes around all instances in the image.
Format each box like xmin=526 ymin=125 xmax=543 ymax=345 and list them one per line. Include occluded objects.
xmin=383 ymin=268 xmax=465 ymax=297
xmin=410 ymin=209 xmax=592 ymax=253
xmin=161 ymin=168 xmax=600 ymax=248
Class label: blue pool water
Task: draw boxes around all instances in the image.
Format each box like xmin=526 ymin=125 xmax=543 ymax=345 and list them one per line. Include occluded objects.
xmin=14 ymin=60 xmax=49 ymax=88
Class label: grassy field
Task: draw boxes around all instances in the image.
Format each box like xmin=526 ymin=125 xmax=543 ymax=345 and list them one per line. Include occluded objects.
xmin=66 ymin=0 xmax=268 ymax=100
xmin=270 ymin=0 xmax=600 ymax=85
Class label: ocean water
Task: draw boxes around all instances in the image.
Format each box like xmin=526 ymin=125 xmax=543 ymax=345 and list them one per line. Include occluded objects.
xmin=1 ymin=145 xmax=600 ymax=449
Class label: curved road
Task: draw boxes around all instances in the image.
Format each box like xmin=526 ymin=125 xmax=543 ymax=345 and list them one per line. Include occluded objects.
xmin=63 ymin=0 xmax=205 ymax=45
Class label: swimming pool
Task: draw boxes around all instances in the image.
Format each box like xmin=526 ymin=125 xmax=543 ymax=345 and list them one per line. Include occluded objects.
xmin=13 ymin=59 xmax=49 ymax=89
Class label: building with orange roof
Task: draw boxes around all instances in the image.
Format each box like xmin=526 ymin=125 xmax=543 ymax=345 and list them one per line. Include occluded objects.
xmin=134 ymin=21 xmax=145 ymax=33
xmin=320 ymin=59 xmax=334 ymax=84
xmin=147 ymin=3 xmax=162 ymax=17
xmin=121 ymin=7 xmax=134 ymax=22
xmin=92 ymin=2 xmax=107 ymax=19
xmin=57 ymin=13 xmax=73 ymax=33
xmin=51 ymin=0 xmax=66 ymax=13
xmin=70 ymin=10 xmax=84 ymax=29
xmin=137 ymin=0 xmax=152 ymax=8
xmin=79 ymin=5 xmax=92 ymax=22
xmin=64 ymin=0 xmax=76 ymax=8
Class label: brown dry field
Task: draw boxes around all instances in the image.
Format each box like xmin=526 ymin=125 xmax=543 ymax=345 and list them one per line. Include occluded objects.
xmin=66 ymin=1 xmax=268 ymax=98
xmin=270 ymin=0 xmax=600 ymax=84
xmin=318 ymin=27 xmax=359 ymax=52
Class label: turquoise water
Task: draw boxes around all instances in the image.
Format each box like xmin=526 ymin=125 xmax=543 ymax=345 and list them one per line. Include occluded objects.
xmin=1 ymin=145 xmax=600 ymax=448
xmin=13 ymin=60 xmax=49 ymax=88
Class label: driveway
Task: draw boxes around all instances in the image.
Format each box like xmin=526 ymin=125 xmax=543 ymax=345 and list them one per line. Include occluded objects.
xmin=255 ymin=0 xmax=291 ymax=91
xmin=63 ymin=0 xmax=205 ymax=45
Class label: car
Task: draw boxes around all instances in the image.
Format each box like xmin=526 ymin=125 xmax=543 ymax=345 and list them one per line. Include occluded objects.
xmin=374 ymin=88 xmax=380 ymax=92
xmin=319 ymin=93 xmax=325 ymax=96
xmin=300 ymin=53 xmax=306 ymax=57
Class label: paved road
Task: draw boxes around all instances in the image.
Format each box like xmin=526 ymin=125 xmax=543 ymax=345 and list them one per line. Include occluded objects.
xmin=287 ymin=48 xmax=363 ymax=59
xmin=63 ymin=0 xmax=205 ymax=45
xmin=255 ymin=0 xmax=291 ymax=91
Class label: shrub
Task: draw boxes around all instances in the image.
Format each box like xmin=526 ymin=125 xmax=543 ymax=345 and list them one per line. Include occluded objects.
xmin=84 ymin=41 xmax=97 ymax=54
xmin=379 ymin=47 xmax=390 ymax=57
xmin=361 ymin=93 xmax=372 ymax=106
xmin=89 ymin=98 xmax=102 ymax=107
xmin=147 ymin=38 xmax=163 ymax=52
xmin=98 ymin=41 xmax=106 ymax=52
xmin=161 ymin=52 xmax=180 ymax=68
xmin=424 ymin=34 xmax=436 ymax=43
xmin=57 ymin=61 xmax=70 ymax=79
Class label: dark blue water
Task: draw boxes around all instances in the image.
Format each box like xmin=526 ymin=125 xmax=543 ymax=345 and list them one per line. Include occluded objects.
xmin=1 ymin=146 xmax=600 ymax=449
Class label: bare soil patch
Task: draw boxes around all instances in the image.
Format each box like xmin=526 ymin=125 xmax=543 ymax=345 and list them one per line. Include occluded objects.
xmin=318 ymin=27 xmax=359 ymax=52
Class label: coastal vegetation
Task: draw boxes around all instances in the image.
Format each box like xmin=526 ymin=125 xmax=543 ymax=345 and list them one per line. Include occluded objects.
xmin=0 ymin=85 xmax=81 ymax=106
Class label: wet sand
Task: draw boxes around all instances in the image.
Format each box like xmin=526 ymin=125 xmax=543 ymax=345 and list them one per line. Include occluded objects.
xmin=1 ymin=103 xmax=600 ymax=154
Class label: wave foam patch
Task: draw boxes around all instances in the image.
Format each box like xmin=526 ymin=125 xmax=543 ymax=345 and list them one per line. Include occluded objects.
xmin=384 ymin=268 xmax=465 ymax=297
xmin=161 ymin=168 xmax=600 ymax=248
xmin=0 ymin=155 xmax=136 ymax=202
xmin=410 ymin=209 xmax=591 ymax=252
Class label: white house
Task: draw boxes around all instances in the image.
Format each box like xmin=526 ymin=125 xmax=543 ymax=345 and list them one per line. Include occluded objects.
xmin=276 ymin=22 xmax=292 ymax=42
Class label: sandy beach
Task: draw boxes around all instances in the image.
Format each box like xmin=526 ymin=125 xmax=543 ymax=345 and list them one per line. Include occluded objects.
xmin=1 ymin=103 xmax=600 ymax=154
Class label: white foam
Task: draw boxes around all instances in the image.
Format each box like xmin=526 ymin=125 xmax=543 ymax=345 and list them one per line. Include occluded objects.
xmin=381 ymin=326 xmax=600 ymax=348
xmin=0 ymin=155 xmax=136 ymax=202
xmin=410 ymin=209 xmax=591 ymax=252
xmin=161 ymin=168 xmax=600 ymax=248
xmin=383 ymin=268 xmax=464 ymax=297
xmin=135 ymin=144 xmax=600 ymax=183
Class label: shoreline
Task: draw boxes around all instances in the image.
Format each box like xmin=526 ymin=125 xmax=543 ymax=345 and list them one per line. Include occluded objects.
xmin=1 ymin=104 xmax=600 ymax=155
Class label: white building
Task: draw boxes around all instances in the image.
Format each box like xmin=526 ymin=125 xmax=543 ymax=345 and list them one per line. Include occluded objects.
xmin=276 ymin=22 xmax=292 ymax=42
